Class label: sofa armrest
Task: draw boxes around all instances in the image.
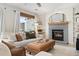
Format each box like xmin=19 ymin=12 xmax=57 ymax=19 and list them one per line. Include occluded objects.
xmin=11 ymin=47 xmax=26 ymax=56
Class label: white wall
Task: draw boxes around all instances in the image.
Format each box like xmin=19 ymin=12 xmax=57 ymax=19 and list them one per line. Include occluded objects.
xmin=39 ymin=8 xmax=74 ymax=45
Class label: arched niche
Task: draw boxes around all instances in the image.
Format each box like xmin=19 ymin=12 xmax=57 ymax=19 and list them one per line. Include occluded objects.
xmin=48 ymin=13 xmax=65 ymax=24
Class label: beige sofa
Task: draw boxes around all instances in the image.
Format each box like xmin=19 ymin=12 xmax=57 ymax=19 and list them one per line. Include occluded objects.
xmin=0 ymin=42 xmax=52 ymax=56
xmin=8 ymin=33 xmax=40 ymax=47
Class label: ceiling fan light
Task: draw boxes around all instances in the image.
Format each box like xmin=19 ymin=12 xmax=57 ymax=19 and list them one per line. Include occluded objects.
xmin=36 ymin=3 xmax=41 ymax=7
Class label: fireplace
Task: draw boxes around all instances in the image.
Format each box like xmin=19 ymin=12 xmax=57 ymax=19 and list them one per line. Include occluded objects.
xmin=52 ymin=29 xmax=64 ymax=41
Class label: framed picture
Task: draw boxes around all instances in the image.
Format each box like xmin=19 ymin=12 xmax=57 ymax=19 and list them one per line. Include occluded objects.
xmin=50 ymin=13 xmax=64 ymax=22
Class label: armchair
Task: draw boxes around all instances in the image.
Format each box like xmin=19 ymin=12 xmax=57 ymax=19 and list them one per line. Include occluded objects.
xmin=0 ymin=43 xmax=11 ymax=56
xmin=2 ymin=40 xmax=26 ymax=56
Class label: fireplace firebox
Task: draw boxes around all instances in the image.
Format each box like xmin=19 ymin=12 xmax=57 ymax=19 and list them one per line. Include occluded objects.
xmin=52 ymin=30 xmax=64 ymax=41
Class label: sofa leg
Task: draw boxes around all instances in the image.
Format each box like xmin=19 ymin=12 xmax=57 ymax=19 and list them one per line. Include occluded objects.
xmin=29 ymin=52 xmax=31 ymax=54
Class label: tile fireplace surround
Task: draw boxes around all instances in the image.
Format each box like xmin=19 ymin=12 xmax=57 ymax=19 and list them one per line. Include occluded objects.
xmin=52 ymin=29 xmax=64 ymax=41
xmin=49 ymin=24 xmax=68 ymax=44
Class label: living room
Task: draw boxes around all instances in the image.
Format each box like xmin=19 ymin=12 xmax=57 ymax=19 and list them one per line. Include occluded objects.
xmin=0 ymin=3 xmax=79 ymax=56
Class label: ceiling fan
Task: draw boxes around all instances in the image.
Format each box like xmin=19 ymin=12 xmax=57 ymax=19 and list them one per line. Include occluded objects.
xmin=36 ymin=3 xmax=42 ymax=7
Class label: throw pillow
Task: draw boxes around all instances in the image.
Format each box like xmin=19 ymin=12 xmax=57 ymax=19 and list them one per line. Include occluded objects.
xmin=15 ymin=34 xmax=23 ymax=41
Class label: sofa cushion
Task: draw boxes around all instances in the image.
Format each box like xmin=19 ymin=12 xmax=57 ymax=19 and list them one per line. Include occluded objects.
xmin=14 ymin=38 xmax=40 ymax=47
xmin=15 ymin=34 xmax=23 ymax=41
xmin=2 ymin=40 xmax=16 ymax=49
xmin=19 ymin=32 xmax=26 ymax=40
xmin=25 ymin=31 xmax=36 ymax=39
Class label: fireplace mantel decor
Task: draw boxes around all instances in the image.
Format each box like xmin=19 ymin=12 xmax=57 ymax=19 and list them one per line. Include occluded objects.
xmin=48 ymin=13 xmax=69 ymax=25
xmin=49 ymin=13 xmax=64 ymax=23
xmin=48 ymin=21 xmax=69 ymax=25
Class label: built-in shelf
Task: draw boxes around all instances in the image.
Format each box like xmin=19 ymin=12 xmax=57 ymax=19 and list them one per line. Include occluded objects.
xmin=48 ymin=21 xmax=69 ymax=25
xmin=76 ymin=31 xmax=79 ymax=32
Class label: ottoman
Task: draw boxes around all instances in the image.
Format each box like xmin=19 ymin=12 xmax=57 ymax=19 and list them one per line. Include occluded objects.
xmin=26 ymin=39 xmax=55 ymax=54
xmin=35 ymin=51 xmax=52 ymax=56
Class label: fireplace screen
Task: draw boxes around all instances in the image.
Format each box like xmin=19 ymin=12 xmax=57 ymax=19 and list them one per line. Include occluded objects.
xmin=52 ymin=30 xmax=64 ymax=41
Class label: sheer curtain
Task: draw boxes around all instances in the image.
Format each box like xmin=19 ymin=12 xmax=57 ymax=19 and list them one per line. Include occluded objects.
xmin=0 ymin=7 xmax=18 ymax=39
xmin=0 ymin=8 xmax=3 ymax=37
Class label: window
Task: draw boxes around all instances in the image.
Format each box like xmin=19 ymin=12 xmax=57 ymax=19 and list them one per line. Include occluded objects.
xmin=25 ymin=19 xmax=35 ymax=32
xmin=19 ymin=16 xmax=36 ymax=32
xmin=19 ymin=12 xmax=36 ymax=32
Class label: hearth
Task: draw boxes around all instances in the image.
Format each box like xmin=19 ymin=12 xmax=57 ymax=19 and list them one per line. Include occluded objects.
xmin=52 ymin=29 xmax=64 ymax=41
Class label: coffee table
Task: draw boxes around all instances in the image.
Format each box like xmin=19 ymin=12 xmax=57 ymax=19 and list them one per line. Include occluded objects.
xmin=25 ymin=39 xmax=55 ymax=54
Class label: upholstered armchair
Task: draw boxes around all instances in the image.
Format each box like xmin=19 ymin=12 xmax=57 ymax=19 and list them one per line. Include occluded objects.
xmin=2 ymin=40 xmax=26 ymax=56
xmin=0 ymin=42 xmax=11 ymax=56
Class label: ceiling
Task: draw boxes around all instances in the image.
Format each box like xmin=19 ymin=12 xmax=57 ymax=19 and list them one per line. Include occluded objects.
xmin=5 ymin=3 xmax=79 ymax=15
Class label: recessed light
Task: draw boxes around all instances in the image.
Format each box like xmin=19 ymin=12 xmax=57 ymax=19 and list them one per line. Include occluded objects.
xmin=24 ymin=3 xmax=27 ymax=5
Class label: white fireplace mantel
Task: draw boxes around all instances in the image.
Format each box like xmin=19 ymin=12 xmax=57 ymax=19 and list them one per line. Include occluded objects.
xmin=48 ymin=21 xmax=69 ymax=25
xmin=48 ymin=22 xmax=68 ymax=44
